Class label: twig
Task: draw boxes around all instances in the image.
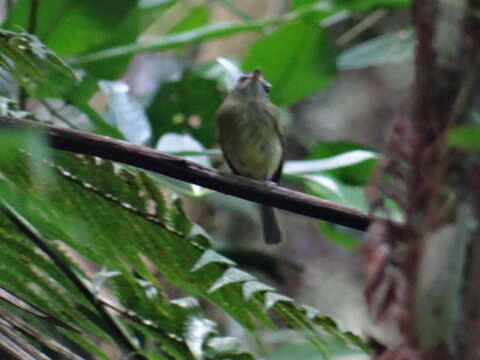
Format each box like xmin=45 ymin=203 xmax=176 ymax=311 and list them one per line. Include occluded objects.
xmin=18 ymin=0 xmax=39 ymax=110
xmin=6 ymin=0 xmax=14 ymax=12
xmin=0 ymin=286 xmax=80 ymax=333
xmin=0 ymin=116 xmax=393 ymax=232
xmin=215 ymin=0 xmax=254 ymax=22
xmin=0 ymin=304 xmax=83 ymax=360
xmin=40 ymin=100 xmax=79 ymax=129
xmin=337 ymin=9 xmax=387 ymax=47
xmin=27 ymin=0 xmax=38 ymax=34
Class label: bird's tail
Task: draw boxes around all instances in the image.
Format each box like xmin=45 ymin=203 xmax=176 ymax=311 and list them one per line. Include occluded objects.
xmin=259 ymin=205 xmax=282 ymax=245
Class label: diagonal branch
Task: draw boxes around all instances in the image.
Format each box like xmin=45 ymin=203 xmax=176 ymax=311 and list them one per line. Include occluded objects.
xmin=0 ymin=116 xmax=389 ymax=232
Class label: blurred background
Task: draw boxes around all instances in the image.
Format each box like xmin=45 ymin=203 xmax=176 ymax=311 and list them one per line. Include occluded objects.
xmin=0 ymin=0 xmax=414 ymax=358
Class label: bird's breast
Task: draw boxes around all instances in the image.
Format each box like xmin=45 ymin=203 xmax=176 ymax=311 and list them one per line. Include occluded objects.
xmin=219 ymin=102 xmax=283 ymax=180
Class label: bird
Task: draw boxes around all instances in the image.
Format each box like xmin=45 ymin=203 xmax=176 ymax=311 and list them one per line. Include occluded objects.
xmin=216 ymin=68 xmax=284 ymax=244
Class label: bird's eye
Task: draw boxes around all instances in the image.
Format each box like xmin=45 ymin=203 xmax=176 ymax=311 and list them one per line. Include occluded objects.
xmin=262 ymin=82 xmax=271 ymax=94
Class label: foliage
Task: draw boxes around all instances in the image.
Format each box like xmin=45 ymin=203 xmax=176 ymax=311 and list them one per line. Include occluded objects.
xmin=0 ymin=0 xmax=429 ymax=358
xmin=0 ymin=132 xmax=368 ymax=359
xmin=338 ymin=29 xmax=414 ymax=70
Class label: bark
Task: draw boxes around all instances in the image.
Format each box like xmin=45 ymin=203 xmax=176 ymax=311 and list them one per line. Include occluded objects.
xmin=364 ymin=1 xmax=480 ymax=359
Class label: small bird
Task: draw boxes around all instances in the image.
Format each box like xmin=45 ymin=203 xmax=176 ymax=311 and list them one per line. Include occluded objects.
xmin=216 ymin=68 xmax=284 ymax=244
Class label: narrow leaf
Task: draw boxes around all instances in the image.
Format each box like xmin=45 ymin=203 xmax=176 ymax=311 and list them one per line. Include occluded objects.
xmin=208 ymin=269 xmax=256 ymax=293
xmin=156 ymin=133 xmax=211 ymax=167
xmin=338 ymin=29 xmax=414 ymax=70
xmin=99 ymin=80 xmax=152 ymax=145
xmin=242 ymin=281 xmax=275 ymax=301
xmin=71 ymin=22 xmax=266 ymax=65
xmin=264 ymin=293 xmax=294 ymax=310
xmin=448 ymin=124 xmax=480 ymax=150
xmin=285 ymin=151 xmax=378 ymax=174
xmin=191 ymin=249 xmax=236 ymax=272
xmin=184 ymin=316 xmax=217 ymax=360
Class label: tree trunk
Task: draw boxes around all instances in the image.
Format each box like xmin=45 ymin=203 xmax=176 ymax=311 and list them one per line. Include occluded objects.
xmin=364 ymin=1 xmax=480 ymax=358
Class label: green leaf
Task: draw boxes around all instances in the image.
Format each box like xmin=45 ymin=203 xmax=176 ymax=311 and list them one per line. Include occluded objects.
xmin=4 ymin=0 xmax=140 ymax=79
xmin=317 ymin=222 xmax=361 ymax=249
xmin=298 ymin=171 xmax=369 ymax=212
xmin=302 ymin=305 xmax=321 ymax=320
xmin=243 ymin=281 xmax=275 ymax=301
xmin=0 ymin=68 xmax=16 ymax=98
xmin=99 ymin=80 xmax=152 ymax=145
xmin=0 ymin=29 xmax=122 ymax=138
xmin=264 ymin=293 xmax=294 ymax=310
xmin=285 ymin=150 xmax=377 ymax=174
xmin=208 ymin=268 xmax=256 ymax=293
xmin=267 ymin=342 xmax=324 ymax=360
xmin=0 ymin=146 xmax=269 ymax=335
xmin=292 ymin=0 xmax=410 ymax=11
xmin=71 ymin=21 xmax=267 ymax=65
xmin=0 ymin=133 xmax=369 ymax=357
xmin=74 ymin=101 xmax=124 ymax=138
xmin=0 ymin=96 xmax=33 ymax=119
xmin=171 ymin=296 xmax=201 ymax=311
xmin=67 ymin=73 xmax=100 ymax=105
xmin=91 ymin=269 xmax=121 ymax=295
xmin=140 ymin=0 xmax=176 ymax=10
xmin=151 ymin=173 xmax=212 ymax=198
xmin=196 ymin=57 xmax=243 ymax=91
xmin=140 ymin=1 xmax=210 ymax=44
xmin=139 ymin=0 xmax=177 ymax=34
xmin=206 ymin=337 xmax=254 ymax=359
xmin=290 ymin=0 xmax=319 ymax=10
xmin=156 ymin=133 xmax=211 ymax=167
xmin=4 ymin=0 xmax=136 ymax=57
xmin=448 ymin=124 xmax=480 ymax=150
xmin=184 ymin=316 xmax=217 ymax=360
xmin=82 ymin=5 xmax=140 ymax=79
xmin=191 ymin=249 xmax=236 ymax=272
xmin=267 ymin=340 xmax=367 ymax=360
xmin=169 ymin=4 xmax=210 ymax=34
xmin=147 ymin=70 xmax=223 ymax=147
xmin=338 ymin=29 xmax=414 ymax=70
xmin=293 ymin=174 xmax=342 ymax=199
xmin=169 ymin=195 xmax=194 ymax=236
xmin=243 ymin=20 xmax=336 ymax=106
xmin=0 ymin=29 xmax=78 ymax=98
xmin=333 ymin=0 xmax=411 ymax=11
xmin=313 ymin=181 xmax=369 ymax=211
xmin=309 ymin=142 xmax=378 ymax=185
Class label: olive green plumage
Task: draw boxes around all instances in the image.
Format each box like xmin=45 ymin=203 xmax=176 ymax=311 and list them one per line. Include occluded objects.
xmin=216 ymin=69 xmax=284 ymax=244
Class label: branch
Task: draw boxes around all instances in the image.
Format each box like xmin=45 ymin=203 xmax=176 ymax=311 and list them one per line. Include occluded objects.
xmin=19 ymin=0 xmax=39 ymax=110
xmin=0 ymin=116 xmax=383 ymax=232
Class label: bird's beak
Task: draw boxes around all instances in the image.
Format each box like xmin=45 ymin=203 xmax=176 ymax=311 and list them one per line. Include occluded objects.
xmin=252 ymin=68 xmax=261 ymax=81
